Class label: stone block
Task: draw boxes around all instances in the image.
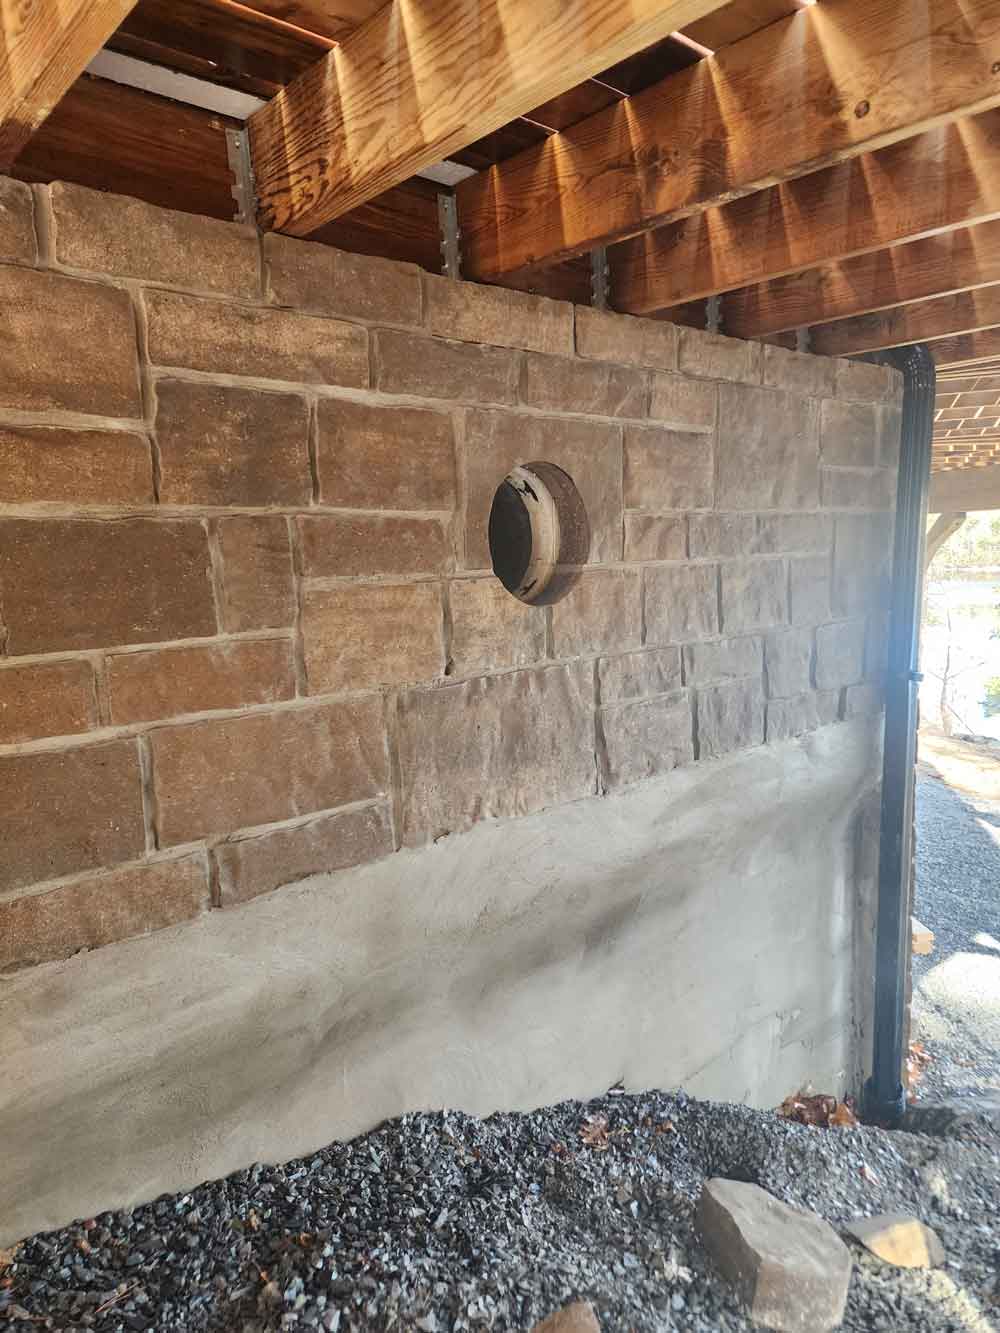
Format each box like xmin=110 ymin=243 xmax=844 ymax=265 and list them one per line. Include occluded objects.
xmin=648 ymin=372 xmax=717 ymax=430
xmin=835 ymin=358 xmax=901 ymax=403
xmin=520 ymin=352 xmax=646 ymax=418
xmin=532 ymin=1301 xmax=601 ymax=1333
xmin=424 ymin=275 xmax=573 ymax=355
xmin=683 ymin=636 xmax=762 ymax=687
xmin=216 ymin=804 xmax=394 ymax=907
xmin=264 ymin=232 xmax=422 ymax=327
xmin=598 ymin=646 xmax=682 ymax=702
xmin=0 ymin=741 xmax=145 ymax=893
xmin=0 ymin=425 xmax=153 ymax=506
xmin=107 ymin=639 xmax=295 ymax=724
xmin=398 ymin=661 xmax=596 ymax=844
xmin=912 ymin=918 xmax=935 ymax=956
xmin=462 ymin=408 xmax=622 ymax=567
xmin=717 ymin=384 xmax=819 ymax=510
xmin=697 ymin=678 xmax=765 ymax=758
xmin=217 ymin=515 xmax=296 ymax=631
xmin=624 ymin=514 xmax=687 ymax=562
xmin=866 ymin=614 xmax=890 ymax=679
xmin=551 ymin=568 xmax=642 ymax=658
xmin=302 ymin=582 xmax=444 ymax=692
xmin=845 ymin=681 xmax=884 ymax=718
xmin=645 ymin=564 xmax=719 ymax=644
xmin=756 ymin=515 xmax=832 ymax=555
xmin=0 ymin=266 xmax=140 ymax=416
xmin=815 ymin=620 xmax=866 ymax=690
xmin=0 ymin=660 xmax=97 ymax=744
xmin=0 ymin=176 xmax=36 ymax=263
xmin=845 ymin=1212 xmax=944 ymax=1269
xmin=150 ymin=698 xmax=387 ymax=845
xmin=316 ymin=398 xmax=456 ymax=511
xmin=0 ymin=855 xmax=208 ymax=973
xmin=764 ymin=627 xmax=813 ymax=698
xmin=820 ymin=399 xmax=879 ymax=466
xmin=679 ymin=327 xmax=763 ymax=385
xmin=763 ymin=344 xmax=837 ymax=399
xmin=144 ymin=290 xmax=369 ymax=387
xmin=697 ymin=1178 xmax=852 ymax=1331
xmin=821 ymin=467 xmax=894 ymax=510
xmin=790 ymin=555 xmax=832 ymax=627
xmin=575 ymin=305 xmax=678 ymax=370
xmin=766 ymin=690 xmax=840 ymax=741
xmin=878 ymin=402 xmax=902 ymax=469
xmin=833 ymin=513 xmax=893 ymax=616
xmin=374 ymin=328 xmax=519 ymax=404
xmin=721 ymin=558 xmax=786 ymax=634
xmin=624 ymin=425 xmax=713 ymax=509
xmin=448 ymin=578 xmax=546 ymax=675
xmin=602 ymin=691 xmax=694 ymax=788
xmin=0 ymin=518 xmax=216 ymax=653
xmin=50 ymin=182 xmax=259 ymax=297
xmin=689 ymin=514 xmax=756 ymax=559
xmin=156 ymin=380 xmax=311 ymax=507
xmin=297 ymin=513 xmax=450 ymax=577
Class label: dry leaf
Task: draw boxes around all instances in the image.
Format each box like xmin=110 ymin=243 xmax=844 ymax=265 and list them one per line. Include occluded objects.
xmin=779 ymin=1088 xmax=857 ymax=1129
xmin=0 ymin=1246 xmax=18 ymax=1272
xmin=579 ymin=1113 xmax=610 ymax=1150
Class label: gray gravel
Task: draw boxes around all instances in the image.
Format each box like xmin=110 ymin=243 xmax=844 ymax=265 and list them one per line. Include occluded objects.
xmin=3 ymin=1090 xmax=999 ymax=1332
xmin=914 ymin=769 xmax=1000 ymax=1102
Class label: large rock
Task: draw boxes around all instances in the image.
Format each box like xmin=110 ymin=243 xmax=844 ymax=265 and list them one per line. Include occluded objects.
xmin=845 ymin=1212 xmax=944 ymax=1268
xmin=531 ymin=1301 xmax=601 ymax=1332
xmin=697 ymin=1178 xmax=852 ymax=1332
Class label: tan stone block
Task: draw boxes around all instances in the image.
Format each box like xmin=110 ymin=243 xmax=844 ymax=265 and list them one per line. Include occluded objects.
xmin=835 ymin=358 xmax=902 ymax=404
xmin=145 ymin=290 xmax=368 ymax=387
xmin=833 ymin=513 xmax=893 ymax=616
xmin=551 ymin=569 xmax=641 ymax=658
xmin=107 ymin=639 xmax=295 ymax=724
xmin=532 ymin=1301 xmax=601 ymax=1333
xmin=683 ymin=636 xmax=762 ymax=687
xmin=374 ymin=328 xmax=519 ymax=404
xmin=679 ymin=328 xmax=763 ymax=384
xmin=398 ymin=661 xmax=596 ymax=844
xmin=217 ymin=515 xmax=296 ymax=632
xmin=624 ymin=514 xmax=686 ymax=562
xmin=463 ymin=408 xmax=622 ymax=567
xmin=624 ymin=425 xmax=713 ymax=509
xmin=0 ymin=741 xmax=145 ymax=893
xmin=425 ymin=275 xmax=573 ymax=355
xmin=302 ymin=583 xmax=444 ymax=692
xmin=0 ymin=177 xmax=37 ymax=263
xmin=264 ymin=232 xmax=422 ymax=326
xmin=598 ymin=646 xmax=681 ymax=702
xmin=845 ymin=1212 xmax=945 ymax=1268
xmin=911 ymin=917 xmax=935 ymax=956
xmin=575 ymin=305 xmax=677 ymax=371
xmin=0 ymin=518 xmax=216 ymax=653
xmin=645 ymin=564 xmax=719 ymax=645
xmin=0 ymin=855 xmax=209 ymax=972
xmin=150 ymin=698 xmax=387 ymax=845
xmin=216 ymin=804 xmax=394 ymax=907
xmin=648 ymin=372 xmax=716 ymax=429
xmin=689 ymin=514 xmax=756 ymax=559
xmin=50 ymin=182 xmax=259 ymax=297
xmin=756 ymin=514 xmax=832 ymax=555
xmin=845 ymin=681 xmax=884 ymax=717
xmin=156 ymin=380 xmax=310 ymax=506
xmin=297 ymin=513 xmax=450 ymax=577
xmin=815 ymin=619 xmax=866 ymax=690
xmin=763 ymin=343 xmax=837 ymax=398
xmin=790 ymin=554 xmax=832 ymax=627
xmin=0 ymin=267 xmax=140 ymax=416
xmin=820 ymin=399 xmax=879 ymax=466
xmin=764 ymin=627 xmax=812 ymax=698
xmin=0 ymin=425 xmax=153 ymax=506
xmin=520 ymin=352 xmax=646 ymax=418
xmin=821 ymin=467 xmax=894 ymax=510
xmin=601 ymin=690 xmax=693 ymax=788
xmin=697 ymin=678 xmax=765 ymax=758
xmin=721 ymin=558 xmax=786 ymax=634
xmin=316 ymin=398 xmax=456 ymax=510
xmin=0 ymin=660 xmax=97 ymax=744
xmin=878 ymin=402 xmax=902 ymax=469
xmin=718 ymin=383 xmax=819 ymax=509
xmin=766 ymin=690 xmax=841 ymax=741
xmin=448 ymin=578 xmax=546 ymax=675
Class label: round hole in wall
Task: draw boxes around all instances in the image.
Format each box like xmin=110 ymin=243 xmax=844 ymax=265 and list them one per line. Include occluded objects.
xmin=488 ymin=461 xmax=590 ymax=605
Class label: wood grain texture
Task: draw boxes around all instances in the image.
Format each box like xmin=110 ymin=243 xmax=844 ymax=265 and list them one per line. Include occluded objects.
xmin=0 ymin=0 xmax=139 ymax=169
xmin=810 ymin=284 xmax=1000 ymax=355
xmin=930 ymin=462 xmax=1000 ymax=507
xmin=681 ymin=0 xmax=798 ymax=49
xmin=311 ymin=176 xmax=444 ymax=272
xmin=457 ymin=0 xmax=1000 ymax=282
xmin=237 ymin=0 xmax=383 ymax=42
xmin=932 ymin=328 xmax=1000 ymax=365
xmin=617 ymin=110 xmax=1000 ymax=316
xmin=248 ymin=0 xmax=732 ymax=236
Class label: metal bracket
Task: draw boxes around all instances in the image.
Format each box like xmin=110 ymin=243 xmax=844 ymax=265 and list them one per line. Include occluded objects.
xmin=590 ymin=246 xmax=610 ymax=309
xmin=705 ymin=295 xmax=722 ymax=335
xmin=225 ymin=127 xmax=258 ymax=228
xmin=795 ymin=327 xmax=812 ymax=354
xmin=438 ymin=193 xmax=462 ymax=279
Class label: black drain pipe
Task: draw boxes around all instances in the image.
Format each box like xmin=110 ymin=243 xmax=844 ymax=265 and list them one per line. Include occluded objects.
xmin=863 ymin=343 xmax=935 ymax=1127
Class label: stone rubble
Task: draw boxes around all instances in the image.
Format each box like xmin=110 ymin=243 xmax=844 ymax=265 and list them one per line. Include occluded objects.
xmin=844 ymin=1212 xmax=946 ymax=1269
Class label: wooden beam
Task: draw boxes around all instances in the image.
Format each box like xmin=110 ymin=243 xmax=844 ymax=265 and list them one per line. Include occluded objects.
xmin=809 ymin=285 xmax=1000 ymax=356
xmin=248 ymin=0 xmax=732 ymax=237
xmin=456 ymin=0 xmax=1000 ymax=283
xmin=0 ymin=0 xmax=139 ymax=170
xmin=931 ymin=461 xmax=1000 ymax=508
xmin=925 ymin=512 xmax=967 ymax=563
xmin=933 ymin=328 xmax=1000 ymax=364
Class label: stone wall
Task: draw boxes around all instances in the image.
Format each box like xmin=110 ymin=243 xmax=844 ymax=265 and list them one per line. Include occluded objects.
xmin=0 ymin=177 xmax=901 ymax=974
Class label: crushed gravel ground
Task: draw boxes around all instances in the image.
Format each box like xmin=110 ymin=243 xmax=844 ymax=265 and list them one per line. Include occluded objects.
xmin=3 ymin=1090 xmax=999 ymax=1332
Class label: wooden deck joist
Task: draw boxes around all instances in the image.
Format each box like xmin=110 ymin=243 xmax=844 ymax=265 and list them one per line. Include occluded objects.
xmin=808 ymin=284 xmax=1000 ymax=356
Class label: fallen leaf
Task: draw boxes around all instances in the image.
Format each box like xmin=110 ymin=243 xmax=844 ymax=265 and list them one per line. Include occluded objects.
xmin=779 ymin=1088 xmax=857 ymax=1129
xmin=579 ymin=1113 xmax=610 ymax=1150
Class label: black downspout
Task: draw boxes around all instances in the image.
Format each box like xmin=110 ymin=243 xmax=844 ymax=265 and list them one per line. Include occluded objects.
xmin=863 ymin=343 xmax=935 ymax=1127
